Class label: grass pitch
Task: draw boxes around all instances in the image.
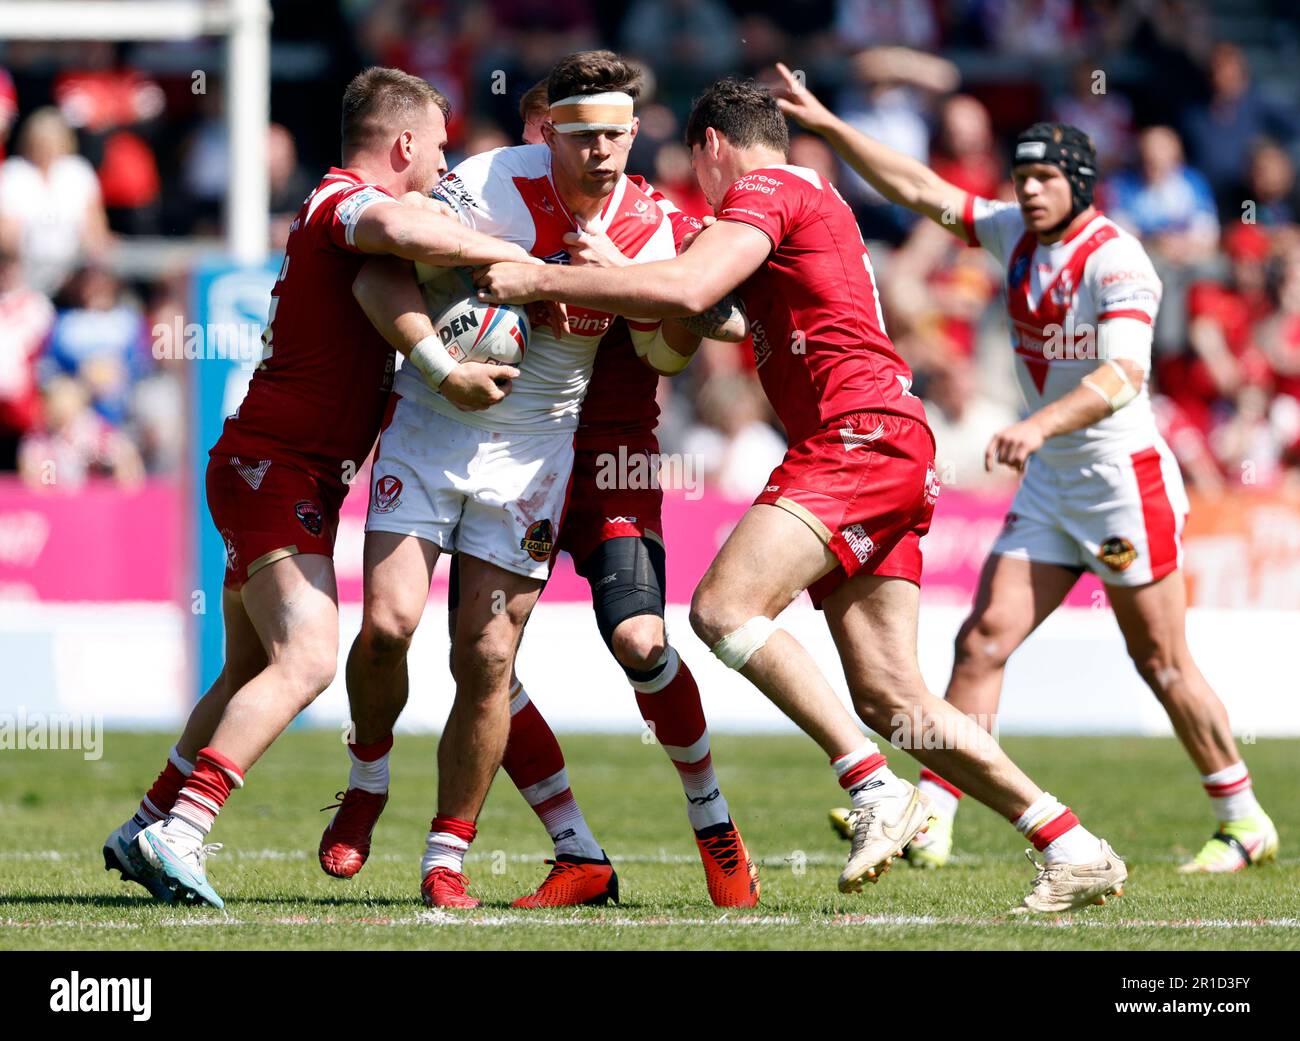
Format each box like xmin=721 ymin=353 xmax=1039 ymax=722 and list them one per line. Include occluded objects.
xmin=1 ymin=731 xmax=1296 ymax=951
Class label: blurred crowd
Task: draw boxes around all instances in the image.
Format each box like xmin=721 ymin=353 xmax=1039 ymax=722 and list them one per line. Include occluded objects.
xmin=1 ymin=0 xmax=1299 ymax=496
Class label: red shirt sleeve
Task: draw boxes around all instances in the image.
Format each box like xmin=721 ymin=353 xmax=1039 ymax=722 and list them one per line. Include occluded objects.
xmin=716 ymin=169 xmax=804 ymax=249
xmin=322 ymin=183 xmax=392 ymax=253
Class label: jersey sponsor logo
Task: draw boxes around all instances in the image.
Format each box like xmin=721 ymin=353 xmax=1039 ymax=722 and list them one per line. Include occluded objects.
xmin=1010 ymin=252 xmax=1031 ymax=288
xmin=1100 ymin=269 xmax=1150 ymax=286
xmin=372 ymin=475 xmax=403 ymax=514
xmin=924 ymin=465 xmax=941 ymax=506
xmin=334 ymin=185 xmax=386 ymax=227
xmin=295 ymin=500 xmax=324 ymax=537
xmin=842 ymin=523 xmax=875 ymax=564
xmin=733 ymin=172 xmax=784 ymax=195
xmin=230 ymin=456 xmax=272 ymax=491
xmin=434 ymin=172 xmax=476 ymax=214
xmin=605 ymin=516 xmax=638 ymax=525
xmin=220 ymin=528 xmax=239 ymax=572
xmin=1097 ymin=535 xmax=1138 ymax=571
xmin=521 ymin=518 xmax=555 ymax=562
xmin=751 ymin=319 xmax=772 ymax=367
xmin=840 ymin=420 xmax=885 ymax=450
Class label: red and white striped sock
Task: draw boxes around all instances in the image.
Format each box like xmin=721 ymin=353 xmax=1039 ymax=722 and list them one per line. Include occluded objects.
xmin=169 ymin=746 xmax=244 ymax=841
xmin=1200 ymin=761 xmax=1262 ymax=821
xmin=422 ymin=815 xmax=477 ymax=875
xmin=134 ymin=745 xmax=194 ymax=830
xmin=1014 ymin=792 xmax=1102 ymax=864
xmin=347 ymin=732 xmax=393 ymax=794
xmin=632 ymin=649 xmax=730 ymax=831
xmin=917 ymin=768 xmax=964 ymax=818
xmin=832 ymin=743 xmax=907 ymax=808
xmin=502 ymin=683 xmax=603 ymax=860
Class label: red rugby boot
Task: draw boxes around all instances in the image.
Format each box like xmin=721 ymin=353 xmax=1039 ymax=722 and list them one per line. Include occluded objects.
xmin=421 ymin=866 xmax=480 ymax=909
xmin=695 ymin=819 xmax=760 ymax=907
xmin=319 ymin=788 xmax=388 ymax=879
xmin=511 ymin=855 xmax=618 ymax=908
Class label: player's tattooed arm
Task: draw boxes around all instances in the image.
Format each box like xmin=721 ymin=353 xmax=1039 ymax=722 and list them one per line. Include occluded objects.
xmin=675 ymin=293 xmax=749 ymax=342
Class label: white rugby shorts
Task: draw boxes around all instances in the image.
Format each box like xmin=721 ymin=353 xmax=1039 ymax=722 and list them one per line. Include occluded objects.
xmin=991 ymin=441 xmax=1189 ymax=587
xmin=365 ymin=394 xmax=573 ymax=580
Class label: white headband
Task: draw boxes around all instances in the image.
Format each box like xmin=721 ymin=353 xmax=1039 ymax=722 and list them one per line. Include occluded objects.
xmin=549 ymin=91 xmax=635 ymax=134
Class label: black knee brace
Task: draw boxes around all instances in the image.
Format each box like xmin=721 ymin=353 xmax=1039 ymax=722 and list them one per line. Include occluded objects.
xmin=578 ymin=535 xmax=667 ymax=654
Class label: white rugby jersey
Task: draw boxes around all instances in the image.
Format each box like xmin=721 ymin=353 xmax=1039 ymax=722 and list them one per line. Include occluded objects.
xmin=397 ymin=143 xmax=677 ymax=433
xmin=961 ymin=196 xmax=1164 ymax=464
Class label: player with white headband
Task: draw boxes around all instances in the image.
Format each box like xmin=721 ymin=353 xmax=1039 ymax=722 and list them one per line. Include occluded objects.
xmin=322 ymin=51 xmax=758 ymax=909
xmin=766 ymin=66 xmax=1278 ymax=877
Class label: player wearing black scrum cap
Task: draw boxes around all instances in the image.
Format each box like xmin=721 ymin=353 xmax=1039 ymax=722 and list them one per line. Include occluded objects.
xmin=774 ymin=65 xmax=1277 ymax=894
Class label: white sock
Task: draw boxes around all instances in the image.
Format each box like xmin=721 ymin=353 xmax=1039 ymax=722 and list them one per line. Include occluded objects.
xmin=1015 ymin=792 xmax=1103 ymax=864
xmin=162 ymin=813 xmax=206 ymax=847
xmin=422 ymin=830 xmax=470 ymax=875
xmin=348 ymin=747 xmax=390 ymax=794
xmin=832 ymin=744 xmax=910 ymax=809
xmin=1201 ymin=762 xmax=1262 ymax=821
xmin=676 ymin=754 xmax=731 ymax=831
xmin=917 ymin=777 xmax=960 ymax=818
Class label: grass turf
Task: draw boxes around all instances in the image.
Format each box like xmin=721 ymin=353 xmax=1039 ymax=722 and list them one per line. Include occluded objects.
xmin=1 ymin=732 xmax=1296 ymax=950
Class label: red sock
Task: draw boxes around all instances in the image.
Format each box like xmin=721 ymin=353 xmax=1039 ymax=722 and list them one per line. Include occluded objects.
xmin=137 ymin=748 xmax=193 ymax=825
xmin=632 ymin=650 xmax=729 ymax=829
xmin=502 ymin=683 xmax=603 ymax=857
xmin=171 ymin=747 xmax=244 ymax=835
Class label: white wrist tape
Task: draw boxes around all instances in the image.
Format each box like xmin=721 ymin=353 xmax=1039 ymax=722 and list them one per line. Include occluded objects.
xmin=408 ymin=333 xmax=457 ymax=388
xmin=711 ymin=616 xmax=778 ymax=671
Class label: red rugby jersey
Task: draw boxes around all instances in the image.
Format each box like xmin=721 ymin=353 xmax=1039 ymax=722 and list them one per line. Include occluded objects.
xmin=213 ymin=168 xmax=396 ymax=492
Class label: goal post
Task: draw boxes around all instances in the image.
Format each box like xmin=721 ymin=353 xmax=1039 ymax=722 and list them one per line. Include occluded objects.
xmin=0 ymin=0 xmax=272 ymax=263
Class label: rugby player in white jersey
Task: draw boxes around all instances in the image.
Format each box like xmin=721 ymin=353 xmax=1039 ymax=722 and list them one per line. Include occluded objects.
xmin=771 ymin=65 xmax=1278 ymax=875
xmin=332 ymin=52 xmax=739 ymax=908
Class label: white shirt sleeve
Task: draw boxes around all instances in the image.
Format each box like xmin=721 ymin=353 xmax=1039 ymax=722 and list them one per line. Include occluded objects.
xmin=965 ymin=195 xmax=1027 ymax=267
xmin=432 ymin=146 xmax=536 ymax=250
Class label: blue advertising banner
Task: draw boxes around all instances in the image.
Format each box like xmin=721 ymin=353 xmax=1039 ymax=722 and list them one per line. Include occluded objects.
xmin=188 ymin=257 xmax=282 ymax=696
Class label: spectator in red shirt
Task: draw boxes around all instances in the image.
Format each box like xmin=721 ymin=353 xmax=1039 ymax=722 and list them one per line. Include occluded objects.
xmin=1160 ymin=222 xmax=1275 ymax=434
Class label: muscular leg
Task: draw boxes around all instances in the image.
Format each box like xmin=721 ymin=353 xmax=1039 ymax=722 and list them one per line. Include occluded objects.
xmin=346 ymin=531 xmax=440 ymax=745
xmin=944 ymin=554 xmax=1079 ymax=722
xmin=208 ymin=552 xmax=340 ymax=769
xmin=823 ymin=572 xmax=1045 ymax=818
xmin=1108 ymin=570 xmax=1237 ymax=773
xmin=439 ymin=554 xmax=544 ymax=821
xmin=176 ymin=587 xmax=270 ymax=762
xmin=689 ymin=503 xmax=865 ymax=757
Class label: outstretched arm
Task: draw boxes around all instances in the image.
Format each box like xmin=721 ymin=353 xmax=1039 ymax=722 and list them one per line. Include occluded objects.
xmin=771 ymin=62 xmax=968 ymax=235
xmin=476 ymin=218 xmax=772 ymax=318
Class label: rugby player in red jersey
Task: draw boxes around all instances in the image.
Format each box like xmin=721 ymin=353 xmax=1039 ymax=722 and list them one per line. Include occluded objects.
xmin=320 ymin=55 xmax=758 ymax=909
xmin=773 ymin=66 xmax=1277 ymax=875
xmin=100 ymin=68 xmax=539 ymax=908
xmin=478 ymin=78 xmax=1128 ymax=913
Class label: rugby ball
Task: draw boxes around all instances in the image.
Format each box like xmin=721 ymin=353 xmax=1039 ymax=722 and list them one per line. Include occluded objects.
xmin=418 ymin=266 xmax=528 ymax=366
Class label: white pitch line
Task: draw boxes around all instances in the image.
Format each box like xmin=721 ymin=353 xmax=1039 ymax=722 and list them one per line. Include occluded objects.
xmin=12 ymin=848 xmax=1295 ymax=868
xmin=4 ymin=913 xmax=1298 ymax=931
